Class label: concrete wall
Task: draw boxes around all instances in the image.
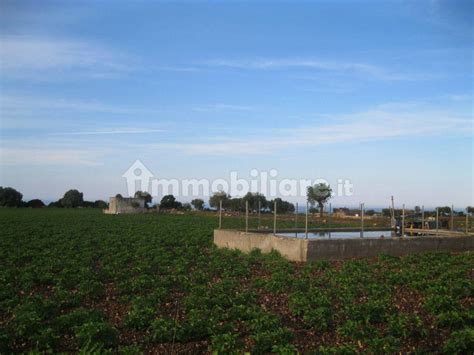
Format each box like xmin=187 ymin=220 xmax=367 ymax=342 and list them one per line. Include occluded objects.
xmin=306 ymin=236 xmax=474 ymax=260
xmin=104 ymin=197 xmax=146 ymax=214
xmin=214 ymin=229 xmax=308 ymax=262
xmin=214 ymin=229 xmax=473 ymax=261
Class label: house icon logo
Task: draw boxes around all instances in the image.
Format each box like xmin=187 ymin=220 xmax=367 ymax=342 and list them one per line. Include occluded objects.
xmin=122 ymin=160 xmax=154 ymax=196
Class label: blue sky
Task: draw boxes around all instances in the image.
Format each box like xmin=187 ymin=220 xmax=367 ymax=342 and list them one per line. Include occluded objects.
xmin=0 ymin=0 xmax=472 ymax=208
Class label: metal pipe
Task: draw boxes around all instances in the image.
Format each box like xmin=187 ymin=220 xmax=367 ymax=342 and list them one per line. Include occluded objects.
xmin=305 ymin=201 xmax=308 ymax=239
xmin=466 ymin=208 xmax=469 ymax=234
xmin=245 ymin=200 xmax=249 ymax=232
xmin=436 ymin=207 xmax=439 ymax=232
xmin=329 ymin=202 xmax=332 ymax=226
xmin=219 ymin=200 xmax=222 ymax=229
xmin=402 ymin=204 xmax=405 ymax=237
xmin=258 ymin=200 xmax=261 ymax=229
xmin=451 ymin=205 xmax=454 ymax=231
xmin=421 ymin=205 xmax=425 ymax=234
xmin=295 ymin=202 xmax=298 ymax=227
xmin=273 ymin=200 xmax=277 ymax=235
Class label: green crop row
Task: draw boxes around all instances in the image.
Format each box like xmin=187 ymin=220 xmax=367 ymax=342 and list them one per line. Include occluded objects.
xmin=0 ymin=209 xmax=472 ymax=353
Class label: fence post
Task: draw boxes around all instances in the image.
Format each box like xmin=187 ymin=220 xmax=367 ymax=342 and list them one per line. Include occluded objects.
xmin=329 ymin=203 xmax=332 ymax=226
xmin=436 ymin=207 xmax=439 ymax=232
xmin=402 ymin=204 xmax=405 ymax=237
xmin=295 ymin=202 xmax=298 ymax=237
xmin=245 ymin=200 xmax=249 ymax=232
xmin=466 ymin=208 xmax=469 ymax=234
xmin=273 ymin=200 xmax=277 ymax=235
xmin=451 ymin=205 xmax=454 ymax=231
xmin=219 ymin=200 xmax=222 ymax=229
xmin=258 ymin=200 xmax=261 ymax=229
xmin=305 ymin=201 xmax=309 ymax=239
xmin=360 ymin=202 xmax=365 ymax=238
xmin=421 ymin=205 xmax=425 ymax=234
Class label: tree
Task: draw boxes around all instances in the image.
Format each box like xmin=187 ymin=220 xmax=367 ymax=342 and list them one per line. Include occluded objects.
xmin=436 ymin=206 xmax=452 ymax=216
xmin=242 ymin=192 xmax=267 ymax=212
xmin=307 ymin=183 xmax=332 ymax=218
xmin=160 ymin=194 xmax=181 ymax=209
xmin=209 ymin=191 xmax=231 ymax=209
xmin=93 ymin=200 xmax=108 ymax=209
xmin=467 ymin=206 xmax=473 ymax=214
xmin=60 ymin=189 xmax=84 ymax=208
xmin=48 ymin=201 xmax=62 ymax=208
xmin=182 ymin=203 xmax=192 ymax=211
xmin=191 ymin=198 xmax=205 ymax=211
xmin=414 ymin=206 xmax=421 ymax=214
xmin=268 ymin=198 xmax=295 ymax=214
xmin=134 ymin=191 xmax=152 ymax=207
xmin=25 ymin=199 xmax=45 ymax=208
xmin=0 ymin=187 xmax=23 ymax=207
xmin=229 ymin=198 xmax=244 ymax=212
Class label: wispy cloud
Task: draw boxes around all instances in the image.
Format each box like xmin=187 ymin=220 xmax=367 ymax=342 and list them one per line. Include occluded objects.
xmin=207 ymin=58 xmax=425 ymax=81
xmin=52 ymin=128 xmax=166 ymax=136
xmin=193 ymin=103 xmax=256 ymax=113
xmin=0 ymin=36 xmax=132 ymax=79
xmin=0 ymin=148 xmax=102 ymax=166
xmin=150 ymin=102 xmax=472 ymax=156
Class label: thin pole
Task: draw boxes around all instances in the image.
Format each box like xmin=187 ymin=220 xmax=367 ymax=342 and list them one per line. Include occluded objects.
xmin=305 ymin=201 xmax=309 ymax=239
xmin=258 ymin=200 xmax=261 ymax=229
xmin=295 ymin=202 xmax=298 ymax=237
xmin=436 ymin=207 xmax=439 ymax=232
xmin=329 ymin=203 xmax=332 ymax=226
xmin=391 ymin=196 xmax=395 ymax=228
xmin=421 ymin=205 xmax=425 ymax=233
xmin=402 ymin=204 xmax=405 ymax=237
xmin=466 ymin=208 xmax=469 ymax=234
xmin=273 ymin=200 xmax=277 ymax=235
xmin=245 ymin=200 xmax=249 ymax=232
xmin=219 ymin=200 xmax=222 ymax=229
xmin=451 ymin=205 xmax=454 ymax=231
xmin=360 ymin=202 xmax=364 ymax=238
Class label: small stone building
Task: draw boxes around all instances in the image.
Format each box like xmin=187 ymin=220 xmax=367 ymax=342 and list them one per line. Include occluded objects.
xmin=103 ymin=196 xmax=146 ymax=214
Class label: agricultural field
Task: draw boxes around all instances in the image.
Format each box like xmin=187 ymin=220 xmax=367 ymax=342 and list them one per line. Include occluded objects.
xmin=0 ymin=209 xmax=473 ymax=354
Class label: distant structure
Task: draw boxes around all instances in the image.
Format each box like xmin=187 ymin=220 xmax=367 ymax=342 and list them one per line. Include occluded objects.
xmin=103 ymin=196 xmax=146 ymax=214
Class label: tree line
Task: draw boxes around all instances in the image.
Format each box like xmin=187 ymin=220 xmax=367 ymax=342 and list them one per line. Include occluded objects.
xmin=0 ymin=187 xmax=107 ymax=209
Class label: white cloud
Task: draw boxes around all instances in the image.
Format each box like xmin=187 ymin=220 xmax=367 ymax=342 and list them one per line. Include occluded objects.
xmin=52 ymin=128 xmax=166 ymax=136
xmin=193 ymin=103 xmax=256 ymax=113
xmin=0 ymin=36 xmax=131 ymax=78
xmin=207 ymin=58 xmax=419 ymax=81
xmin=0 ymin=148 xmax=103 ymax=166
xmin=150 ymin=102 xmax=473 ymax=156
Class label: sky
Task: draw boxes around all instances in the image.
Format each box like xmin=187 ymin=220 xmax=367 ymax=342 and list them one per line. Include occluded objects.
xmin=0 ymin=0 xmax=473 ymax=208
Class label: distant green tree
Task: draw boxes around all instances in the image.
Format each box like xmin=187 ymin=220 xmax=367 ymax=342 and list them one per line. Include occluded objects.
xmin=93 ymin=200 xmax=108 ymax=209
xmin=60 ymin=189 xmax=84 ymax=208
xmin=242 ymin=192 xmax=267 ymax=211
xmin=48 ymin=201 xmax=62 ymax=208
xmin=467 ymin=206 xmax=474 ymax=214
xmin=160 ymin=194 xmax=181 ymax=209
xmin=436 ymin=206 xmax=452 ymax=216
xmin=191 ymin=198 xmax=205 ymax=211
xmin=414 ymin=206 xmax=421 ymax=214
xmin=0 ymin=187 xmax=23 ymax=207
xmin=268 ymin=198 xmax=295 ymax=214
xmin=209 ymin=191 xmax=231 ymax=209
xmin=25 ymin=199 xmax=45 ymax=208
xmin=307 ymin=183 xmax=332 ymax=217
xmin=182 ymin=203 xmax=192 ymax=211
xmin=134 ymin=191 xmax=152 ymax=207
xmin=365 ymin=209 xmax=375 ymax=216
xmin=229 ymin=198 xmax=244 ymax=212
